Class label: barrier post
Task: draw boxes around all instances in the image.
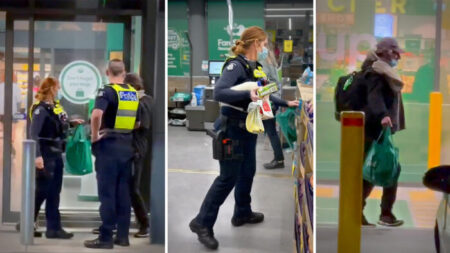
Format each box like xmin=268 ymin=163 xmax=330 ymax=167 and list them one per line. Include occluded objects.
xmin=337 ymin=111 xmax=365 ymax=253
xmin=428 ymin=92 xmax=443 ymax=169
xmin=21 ymin=140 xmax=36 ymax=248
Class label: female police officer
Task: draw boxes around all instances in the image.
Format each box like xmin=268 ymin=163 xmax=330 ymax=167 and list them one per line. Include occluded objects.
xmin=189 ymin=26 xmax=295 ymax=250
xmin=30 ymin=77 xmax=82 ymax=239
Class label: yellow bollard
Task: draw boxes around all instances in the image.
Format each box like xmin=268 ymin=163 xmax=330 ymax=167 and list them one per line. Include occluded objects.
xmin=428 ymin=92 xmax=443 ymax=169
xmin=338 ymin=111 xmax=365 ymax=253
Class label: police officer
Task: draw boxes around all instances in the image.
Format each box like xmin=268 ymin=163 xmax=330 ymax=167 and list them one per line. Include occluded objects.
xmin=84 ymin=59 xmax=140 ymax=249
xmin=30 ymin=77 xmax=81 ymax=239
xmin=189 ymin=26 xmax=291 ymax=250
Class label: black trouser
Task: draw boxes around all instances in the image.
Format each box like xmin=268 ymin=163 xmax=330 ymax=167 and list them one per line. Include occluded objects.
xmin=92 ymin=134 xmax=133 ymax=242
xmin=130 ymin=153 xmax=150 ymax=229
xmin=195 ymin=118 xmax=257 ymax=229
xmin=362 ymin=139 xmax=399 ymax=214
xmin=262 ymin=117 xmax=284 ymax=161
xmin=35 ymin=154 xmax=64 ymax=231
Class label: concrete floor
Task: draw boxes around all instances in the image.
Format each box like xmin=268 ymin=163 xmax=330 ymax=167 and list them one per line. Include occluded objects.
xmin=168 ymin=126 xmax=294 ymax=253
xmin=317 ymin=225 xmax=435 ymax=253
xmin=0 ymin=226 xmax=164 ymax=253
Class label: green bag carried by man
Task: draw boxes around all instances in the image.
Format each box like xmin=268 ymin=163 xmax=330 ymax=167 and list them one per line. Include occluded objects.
xmin=65 ymin=125 xmax=93 ymax=175
xmin=363 ymin=128 xmax=400 ymax=187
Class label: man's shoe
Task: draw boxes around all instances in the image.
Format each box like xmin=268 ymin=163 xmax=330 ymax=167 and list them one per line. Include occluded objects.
xmin=92 ymin=227 xmax=117 ymax=235
xmin=378 ymin=213 xmax=404 ymax=227
xmin=114 ymin=237 xmax=130 ymax=247
xmin=231 ymin=212 xmax=264 ymax=227
xmin=362 ymin=215 xmax=376 ymax=227
xmin=134 ymin=227 xmax=149 ymax=238
xmin=263 ymin=160 xmax=284 ymax=169
xmin=189 ymin=219 xmax=219 ymax=250
xmin=45 ymin=229 xmax=74 ymax=239
xmin=84 ymin=238 xmax=113 ymax=249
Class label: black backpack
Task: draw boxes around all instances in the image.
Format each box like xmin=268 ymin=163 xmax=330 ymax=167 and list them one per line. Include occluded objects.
xmin=334 ymin=69 xmax=371 ymax=121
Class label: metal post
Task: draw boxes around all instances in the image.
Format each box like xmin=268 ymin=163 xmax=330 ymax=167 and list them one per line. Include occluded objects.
xmin=20 ymin=140 xmax=36 ymax=247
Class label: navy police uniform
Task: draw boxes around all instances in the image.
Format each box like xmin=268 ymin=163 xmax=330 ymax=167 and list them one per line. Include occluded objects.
xmin=30 ymin=101 xmax=69 ymax=233
xmin=193 ymin=54 xmax=286 ymax=229
xmin=92 ymin=83 xmax=140 ymax=243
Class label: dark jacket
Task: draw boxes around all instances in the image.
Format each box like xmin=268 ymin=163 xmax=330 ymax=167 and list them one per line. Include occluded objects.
xmin=361 ymin=53 xmax=406 ymax=141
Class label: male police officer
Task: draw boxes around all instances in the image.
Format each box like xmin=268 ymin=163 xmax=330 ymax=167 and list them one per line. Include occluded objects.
xmin=85 ymin=59 xmax=140 ymax=249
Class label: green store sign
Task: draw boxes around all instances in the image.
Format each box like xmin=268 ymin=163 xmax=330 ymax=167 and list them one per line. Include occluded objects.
xmin=59 ymin=60 xmax=102 ymax=104
xmin=207 ymin=0 xmax=264 ymax=60
xmin=168 ymin=0 xmax=190 ymax=76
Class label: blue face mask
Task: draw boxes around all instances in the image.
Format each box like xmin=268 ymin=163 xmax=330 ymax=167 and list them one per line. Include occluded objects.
xmin=258 ymin=47 xmax=269 ymax=61
xmin=55 ymin=90 xmax=63 ymax=101
xmin=390 ymin=59 xmax=398 ymax=68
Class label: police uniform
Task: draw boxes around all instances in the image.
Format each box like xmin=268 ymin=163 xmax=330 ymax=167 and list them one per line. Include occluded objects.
xmin=192 ymin=55 xmax=286 ymax=234
xmin=30 ymin=100 xmax=71 ymax=237
xmin=91 ymin=83 xmax=140 ymax=244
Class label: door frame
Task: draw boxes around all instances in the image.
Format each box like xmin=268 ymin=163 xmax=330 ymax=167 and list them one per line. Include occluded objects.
xmin=1 ymin=8 xmax=137 ymax=224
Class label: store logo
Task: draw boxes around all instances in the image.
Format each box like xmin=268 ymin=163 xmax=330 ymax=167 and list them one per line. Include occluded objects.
xmin=59 ymin=60 xmax=102 ymax=105
xmin=168 ymin=29 xmax=181 ymax=50
xmin=224 ymin=23 xmax=245 ymax=37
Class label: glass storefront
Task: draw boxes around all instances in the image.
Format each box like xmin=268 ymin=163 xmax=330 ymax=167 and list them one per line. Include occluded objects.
xmin=1 ymin=14 xmax=142 ymax=223
xmin=316 ymin=0 xmax=445 ymax=184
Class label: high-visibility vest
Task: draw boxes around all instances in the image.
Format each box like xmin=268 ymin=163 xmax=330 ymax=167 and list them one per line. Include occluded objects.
xmin=108 ymin=83 xmax=139 ymax=133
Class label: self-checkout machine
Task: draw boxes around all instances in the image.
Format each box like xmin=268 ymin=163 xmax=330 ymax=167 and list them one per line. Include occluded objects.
xmin=185 ymin=60 xmax=223 ymax=131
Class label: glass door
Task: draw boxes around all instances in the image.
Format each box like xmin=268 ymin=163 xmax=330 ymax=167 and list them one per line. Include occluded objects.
xmin=2 ymin=14 xmax=137 ymax=224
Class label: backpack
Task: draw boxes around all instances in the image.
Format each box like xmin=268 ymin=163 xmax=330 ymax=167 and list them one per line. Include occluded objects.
xmin=334 ymin=69 xmax=371 ymax=121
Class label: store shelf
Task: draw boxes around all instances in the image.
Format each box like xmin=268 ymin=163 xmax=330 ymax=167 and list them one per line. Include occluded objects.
xmin=293 ymin=81 xmax=314 ymax=253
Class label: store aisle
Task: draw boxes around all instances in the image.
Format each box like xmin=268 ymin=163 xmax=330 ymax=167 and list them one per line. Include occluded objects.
xmin=168 ymin=126 xmax=294 ymax=253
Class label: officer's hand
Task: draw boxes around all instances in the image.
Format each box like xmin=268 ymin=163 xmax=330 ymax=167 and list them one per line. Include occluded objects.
xmin=250 ymin=88 xmax=259 ymax=102
xmin=70 ymin=119 xmax=85 ymax=126
xmin=91 ymin=133 xmax=103 ymax=143
xmin=381 ymin=116 xmax=393 ymax=128
xmin=35 ymin=157 xmax=44 ymax=170
xmin=287 ymin=100 xmax=299 ymax=107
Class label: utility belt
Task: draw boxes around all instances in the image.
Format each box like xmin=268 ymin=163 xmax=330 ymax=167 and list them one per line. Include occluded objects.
xmin=206 ymin=115 xmax=244 ymax=161
xmin=38 ymin=137 xmax=65 ymax=153
xmin=99 ymin=128 xmax=133 ymax=136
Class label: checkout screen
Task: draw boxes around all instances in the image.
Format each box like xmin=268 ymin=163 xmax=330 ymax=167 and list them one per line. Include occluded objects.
xmin=209 ymin=61 xmax=224 ymax=76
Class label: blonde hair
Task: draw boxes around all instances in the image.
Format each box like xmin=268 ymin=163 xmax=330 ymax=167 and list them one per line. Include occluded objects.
xmin=35 ymin=77 xmax=58 ymax=101
xmin=231 ymin=26 xmax=267 ymax=56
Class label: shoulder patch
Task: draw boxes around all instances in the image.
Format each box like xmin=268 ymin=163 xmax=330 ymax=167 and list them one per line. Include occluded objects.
xmin=97 ymin=89 xmax=105 ymax=97
xmin=34 ymin=108 xmax=40 ymax=115
xmin=227 ymin=63 xmax=236 ymax=71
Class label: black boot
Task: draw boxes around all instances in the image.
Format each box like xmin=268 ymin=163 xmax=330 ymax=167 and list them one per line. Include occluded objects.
xmin=231 ymin=212 xmax=264 ymax=227
xmin=84 ymin=238 xmax=114 ymax=249
xmin=189 ymin=219 xmax=219 ymax=250
xmin=45 ymin=229 xmax=74 ymax=239
xmin=16 ymin=223 xmax=42 ymax=237
xmin=263 ymin=159 xmax=284 ymax=169
xmin=114 ymin=237 xmax=130 ymax=247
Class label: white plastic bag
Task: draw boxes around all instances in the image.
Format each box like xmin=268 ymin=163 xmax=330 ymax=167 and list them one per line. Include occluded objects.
xmin=260 ymin=97 xmax=274 ymax=120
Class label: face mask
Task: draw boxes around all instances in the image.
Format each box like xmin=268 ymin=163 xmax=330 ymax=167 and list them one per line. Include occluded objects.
xmin=55 ymin=90 xmax=63 ymax=101
xmin=258 ymin=47 xmax=268 ymax=61
xmin=389 ymin=59 xmax=398 ymax=68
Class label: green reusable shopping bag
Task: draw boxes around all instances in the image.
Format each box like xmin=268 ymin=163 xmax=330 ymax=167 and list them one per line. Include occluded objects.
xmin=276 ymin=108 xmax=297 ymax=149
xmin=362 ymin=128 xmax=400 ymax=187
xmin=65 ymin=125 xmax=93 ymax=175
